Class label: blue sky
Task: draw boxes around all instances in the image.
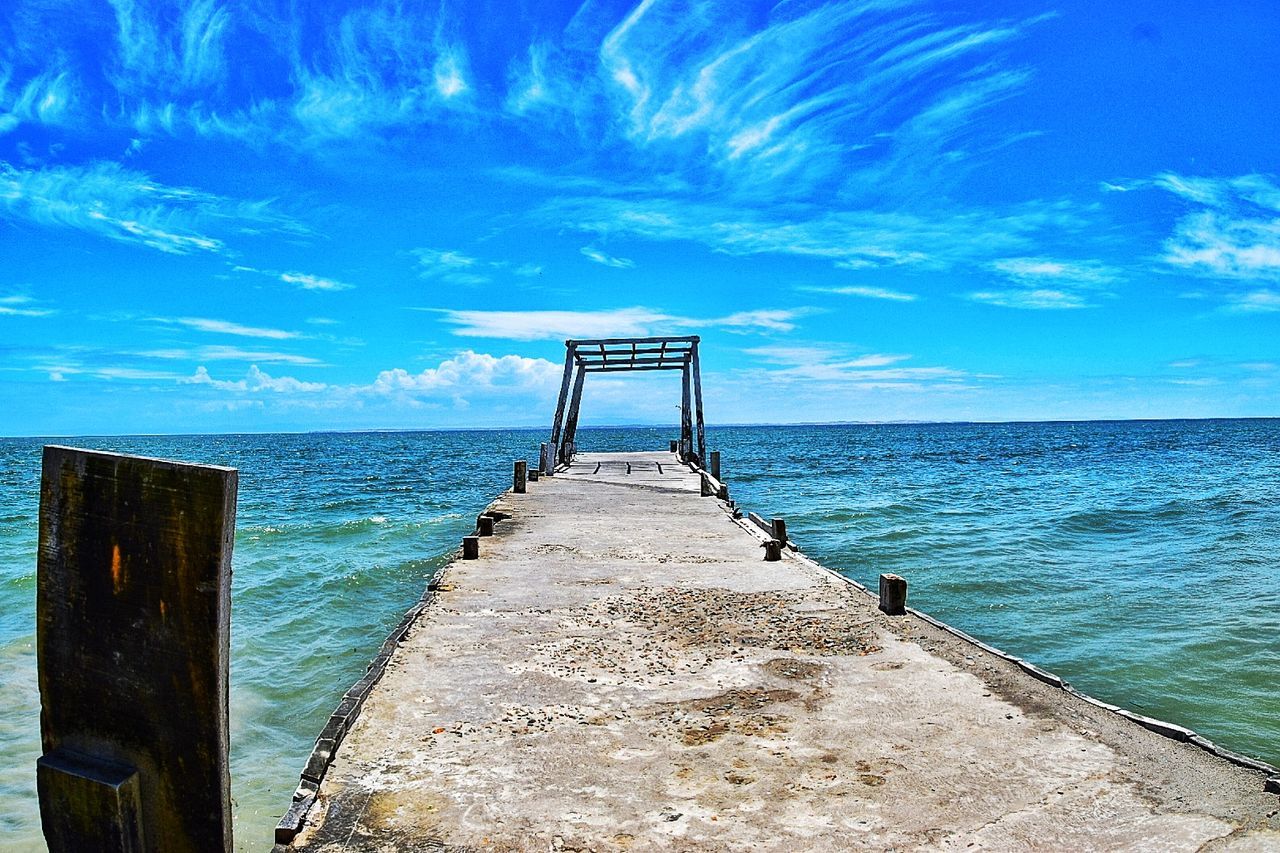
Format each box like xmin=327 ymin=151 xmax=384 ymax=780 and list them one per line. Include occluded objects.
xmin=2 ymin=0 xmax=1278 ymax=435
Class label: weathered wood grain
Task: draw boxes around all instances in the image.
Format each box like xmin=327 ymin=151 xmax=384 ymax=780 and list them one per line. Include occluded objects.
xmin=37 ymin=446 xmax=237 ymax=853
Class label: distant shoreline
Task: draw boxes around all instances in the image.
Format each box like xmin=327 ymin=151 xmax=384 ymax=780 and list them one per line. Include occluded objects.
xmin=2 ymin=415 xmax=1277 ymax=441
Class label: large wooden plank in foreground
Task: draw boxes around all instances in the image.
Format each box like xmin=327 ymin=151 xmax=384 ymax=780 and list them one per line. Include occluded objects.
xmin=37 ymin=446 xmax=237 ymax=853
xmin=284 ymin=451 xmax=1279 ymax=851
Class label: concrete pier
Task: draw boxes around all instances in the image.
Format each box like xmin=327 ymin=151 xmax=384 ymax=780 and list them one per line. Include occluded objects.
xmin=281 ymin=451 xmax=1280 ymax=850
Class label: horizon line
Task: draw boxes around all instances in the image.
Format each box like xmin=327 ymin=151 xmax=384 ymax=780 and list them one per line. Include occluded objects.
xmin=3 ymin=414 xmax=1277 ymax=441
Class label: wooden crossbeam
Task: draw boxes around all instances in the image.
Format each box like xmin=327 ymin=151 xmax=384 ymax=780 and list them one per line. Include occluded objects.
xmin=583 ymin=364 xmax=688 ymax=373
xmin=577 ymin=356 xmax=689 ymax=368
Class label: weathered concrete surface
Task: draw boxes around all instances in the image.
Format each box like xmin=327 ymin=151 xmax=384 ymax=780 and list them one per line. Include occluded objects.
xmin=286 ymin=451 xmax=1280 ymax=851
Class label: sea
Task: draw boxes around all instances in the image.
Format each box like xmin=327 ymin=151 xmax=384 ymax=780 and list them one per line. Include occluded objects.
xmin=2 ymin=420 xmax=1278 ymax=850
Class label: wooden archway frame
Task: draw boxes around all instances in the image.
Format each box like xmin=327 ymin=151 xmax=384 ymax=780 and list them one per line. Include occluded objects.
xmin=544 ymin=336 xmax=704 ymax=472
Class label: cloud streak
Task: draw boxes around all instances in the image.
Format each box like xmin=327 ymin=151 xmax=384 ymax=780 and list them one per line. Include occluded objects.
xmin=0 ymin=160 xmax=299 ymax=255
xmin=432 ymin=306 xmax=807 ymax=340
xmin=1156 ymin=173 xmax=1280 ymax=282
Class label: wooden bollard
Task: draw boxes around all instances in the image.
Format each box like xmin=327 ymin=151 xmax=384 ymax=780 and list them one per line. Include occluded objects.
xmin=36 ymin=446 xmax=237 ymax=852
xmin=514 ymin=460 xmax=527 ymax=494
xmin=528 ymin=468 xmax=539 ymax=482
xmin=762 ymin=539 xmax=783 ymax=561
xmin=710 ymin=450 xmax=721 ymax=481
xmin=540 ymin=442 xmax=552 ymax=477
xmin=717 ymin=483 xmax=729 ymax=501
xmin=669 ymin=440 xmax=679 ymax=453
xmin=462 ymin=536 xmax=479 ymax=559
xmin=879 ymin=573 xmax=907 ymax=615
xmin=477 ymin=515 xmax=495 ymax=536
xmin=700 ymin=473 xmax=713 ymax=497
xmin=771 ymin=518 xmax=788 ymax=544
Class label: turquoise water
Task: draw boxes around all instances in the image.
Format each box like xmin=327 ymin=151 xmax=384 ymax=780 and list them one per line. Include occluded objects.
xmin=2 ymin=420 xmax=1278 ymax=850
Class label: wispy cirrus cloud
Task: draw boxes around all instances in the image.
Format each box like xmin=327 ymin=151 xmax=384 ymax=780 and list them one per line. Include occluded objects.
xmin=799 ymin=285 xmax=918 ymax=302
xmin=1154 ymin=173 xmax=1280 ymax=282
xmin=989 ymin=257 xmax=1119 ymax=285
xmin=137 ymin=345 xmax=321 ymax=365
xmin=968 ymin=255 xmax=1119 ymax=309
xmin=967 ymin=289 xmax=1090 ymax=310
xmin=413 ymin=247 xmax=543 ymax=285
xmin=537 ymin=194 xmax=1080 ymax=272
xmin=161 ymin=316 xmax=301 ymax=340
xmin=589 ymin=1 xmax=1044 ymax=198
xmin=0 ymin=295 xmax=55 ymax=317
xmin=289 ymin=5 xmax=473 ymax=141
xmin=0 ymin=160 xmax=300 ymax=255
xmin=741 ymin=343 xmax=966 ymax=390
xmin=432 ymin=306 xmax=807 ymax=340
xmin=106 ymin=0 xmax=233 ymax=91
xmin=0 ymin=68 xmax=77 ymax=132
xmin=580 ymin=246 xmax=634 ymax=268
xmin=280 ymin=271 xmax=353 ymax=291
xmin=1221 ymin=290 xmax=1280 ymax=314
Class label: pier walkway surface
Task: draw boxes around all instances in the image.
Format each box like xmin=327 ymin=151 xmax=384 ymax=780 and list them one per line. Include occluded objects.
xmin=283 ymin=451 xmax=1280 ymax=851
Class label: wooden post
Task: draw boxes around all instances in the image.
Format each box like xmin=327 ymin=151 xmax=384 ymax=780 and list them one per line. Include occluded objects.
xmin=717 ymin=483 xmax=729 ymax=501
xmin=669 ymin=440 xmax=678 ymax=453
xmin=710 ymin=450 xmax=721 ymax=481
xmin=36 ymin=446 xmax=237 ymax=853
xmin=879 ymin=573 xmax=907 ymax=615
xmin=771 ymin=518 xmax=788 ymax=545
xmin=540 ymin=442 xmax=552 ymax=477
xmin=462 ymin=536 xmax=479 ymax=559
xmin=528 ymin=468 xmax=539 ymax=482
xmin=560 ymin=365 xmax=586 ymax=464
xmin=762 ymin=539 xmax=783 ymax=561
xmin=547 ymin=343 xmax=576 ymax=472
xmin=700 ymin=473 xmax=713 ymax=497
xmin=691 ymin=338 xmax=706 ymax=464
xmin=680 ymin=363 xmax=693 ymax=462
xmin=477 ymin=515 xmax=495 ymax=536
xmin=513 ymin=461 xmax=527 ymax=494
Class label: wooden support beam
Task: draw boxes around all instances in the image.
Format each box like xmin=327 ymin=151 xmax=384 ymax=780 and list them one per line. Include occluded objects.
xmin=513 ymin=461 xmax=527 ymax=494
xmin=547 ymin=344 xmax=577 ymax=471
xmin=680 ymin=364 xmax=693 ymax=461
xmin=539 ymin=442 xmax=552 ymax=477
xmin=560 ymin=364 xmax=587 ymax=464
xmin=37 ymin=446 xmax=237 ymax=853
xmin=771 ymin=518 xmax=788 ymax=544
xmin=710 ymin=450 xmax=721 ymax=481
xmin=691 ymin=341 xmax=706 ymax=464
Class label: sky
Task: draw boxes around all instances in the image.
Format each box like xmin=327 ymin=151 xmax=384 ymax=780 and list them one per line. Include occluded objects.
xmin=1 ymin=0 xmax=1278 ymax=436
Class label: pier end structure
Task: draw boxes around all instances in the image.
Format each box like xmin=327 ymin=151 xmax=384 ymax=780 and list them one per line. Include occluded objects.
xmin=545 ymin=336 xmax=704 ymax=472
